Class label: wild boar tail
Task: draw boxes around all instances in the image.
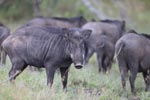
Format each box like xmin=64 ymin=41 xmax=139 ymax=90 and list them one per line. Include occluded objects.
xmin=115 ymin=41 xmax=125 ymax=57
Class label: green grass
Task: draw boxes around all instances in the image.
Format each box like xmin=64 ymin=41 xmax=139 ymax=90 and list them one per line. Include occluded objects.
xmin=0 ymin=56 xmax=150 ymax=100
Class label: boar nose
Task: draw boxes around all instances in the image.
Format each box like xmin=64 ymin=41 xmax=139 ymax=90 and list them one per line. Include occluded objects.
xmin=75 ymin=63 xmax=83 ymax=69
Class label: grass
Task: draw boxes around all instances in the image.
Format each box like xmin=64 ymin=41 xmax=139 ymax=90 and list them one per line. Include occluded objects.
xmin=0 ymin=56 xmax=150 ymax=100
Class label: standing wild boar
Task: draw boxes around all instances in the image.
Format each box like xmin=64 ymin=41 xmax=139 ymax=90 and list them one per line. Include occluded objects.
xmin=82 ymin=19 xmax=125 ymax=43
xmin=2 ymin=26 xmax=91 ymax=88
xmin=0 ymin=23 xmax=10 ymax=64
xmin=96 ymin=35 xmax=115 ymax=72
xmin=20 ymin=16 xmax=87 ymax=28
xmin=85 ymin=34 xmax=115 ymax=73
xmin=115 ymin=30 xmax=150 ymax=94
xmin=82 ymin=19 xmax=125 ymax=73
xmin=20 ymin=16 xmax=87 ymax=71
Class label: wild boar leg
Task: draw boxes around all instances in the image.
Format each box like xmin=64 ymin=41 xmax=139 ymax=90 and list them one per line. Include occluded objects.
xmin=45 ymin=66 xmax=55 ymax=87
xmin=118 ymin=56 xmax=128 ymax=93
xmin=85 ymin=48 xmax=94 ymax=64
xmin=9 ymin=62 xmax=27 ymax=81
xmin=60 ymin=67 xmax=69 ymax=89
xmin=1 ymin=49 xmax=7 ymax=65
xmin=96 ymin=53 xmax=103 ymax=73
xmin=142 ymin=71 xmax=150 ymax=91
xmin=129 ymin=62 xmax=138 ymax=94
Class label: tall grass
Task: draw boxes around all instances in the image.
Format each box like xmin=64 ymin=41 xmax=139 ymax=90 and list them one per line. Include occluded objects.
xmin=0 ymin=56 xmax=150 ymax=100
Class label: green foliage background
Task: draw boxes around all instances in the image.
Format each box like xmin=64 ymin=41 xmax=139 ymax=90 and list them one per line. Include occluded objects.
xmin=0 ymin=0 xmax=150 ymax=33
xmin=0 ymin=0 xmax=93 ymax=21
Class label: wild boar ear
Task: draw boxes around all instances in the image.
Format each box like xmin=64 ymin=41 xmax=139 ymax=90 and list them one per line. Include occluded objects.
xmin=82 ymin=29 xmax=92 ymax=40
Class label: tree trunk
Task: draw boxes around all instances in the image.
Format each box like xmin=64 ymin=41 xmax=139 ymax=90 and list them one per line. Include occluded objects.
xmin=81 ymin=0 xmax=108 ymax=19
xmin=32 ymin=0 xmax=41 ymax=17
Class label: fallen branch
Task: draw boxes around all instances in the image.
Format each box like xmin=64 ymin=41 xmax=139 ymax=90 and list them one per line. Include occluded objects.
xmin=81 ymin=0 xmax=108 ymax=19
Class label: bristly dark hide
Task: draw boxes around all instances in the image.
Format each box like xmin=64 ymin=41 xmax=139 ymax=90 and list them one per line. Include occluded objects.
xmin=51 ymin=16 xmax=85 ymax=23
xmin=128 ymin=29 xmax=150 ymax=40
xmin=127 ymin=29 xmax=137 ymax=33
xmin=141 ymin=33 xmax=150 ymax=39
xmin=0 ymin=23 xmax=4 ymax=26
